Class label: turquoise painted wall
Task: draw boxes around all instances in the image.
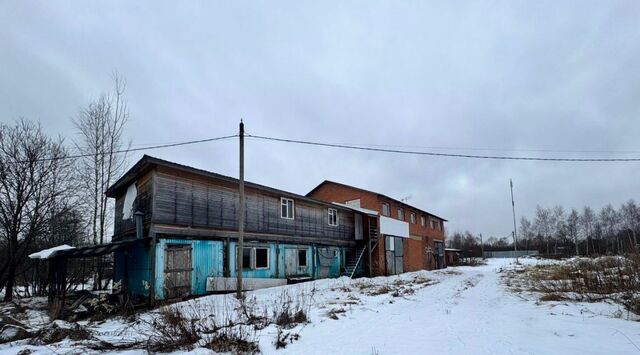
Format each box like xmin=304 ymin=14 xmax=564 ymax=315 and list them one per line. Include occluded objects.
xmin=229 ymin=243 xmax=344 ymax=279
xmin=113 ymin=244 xmax=151 ymax=296
xmin=154 ymin=239 xmax=224 ymax=300
xmin=147 ymin=238 xmax=346 ymax=300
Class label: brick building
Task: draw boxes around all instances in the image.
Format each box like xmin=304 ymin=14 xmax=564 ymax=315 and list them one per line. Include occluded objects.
xmin=307 ymin=180 xmax=447 ymax=276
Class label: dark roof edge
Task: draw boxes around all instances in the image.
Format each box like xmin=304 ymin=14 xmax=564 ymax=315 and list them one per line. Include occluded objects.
xmin=306 ymin=180 xmax=448 ymax=222
xmin=105 ymin=155 xmax=359 ymax=212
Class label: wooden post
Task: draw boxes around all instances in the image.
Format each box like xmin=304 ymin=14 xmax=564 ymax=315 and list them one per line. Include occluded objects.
xmin=367 ymin=217 xmax=372 ymax=277
xmin=149 ymin=230 xmax=157 ymax=305
xmin=237 ymin=120 xmax=245 ymax=299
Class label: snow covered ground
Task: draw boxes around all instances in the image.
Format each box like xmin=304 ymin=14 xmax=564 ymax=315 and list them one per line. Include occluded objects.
xmin=2 ymin=258 xmax=639 ymax=354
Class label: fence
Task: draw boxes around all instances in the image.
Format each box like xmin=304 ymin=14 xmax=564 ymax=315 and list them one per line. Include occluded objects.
xmin=483 ymin=250 xmax=539 ymax=259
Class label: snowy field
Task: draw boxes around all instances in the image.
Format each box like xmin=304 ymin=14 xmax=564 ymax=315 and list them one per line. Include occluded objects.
xmin=1 ymin=258 xmax=639 ymax=354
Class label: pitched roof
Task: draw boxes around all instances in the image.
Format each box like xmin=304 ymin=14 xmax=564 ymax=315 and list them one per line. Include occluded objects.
xmin=105 ymin=155 xmax=356 ymax=212
xmin=307 ymin=180 xmax=448 ymax=221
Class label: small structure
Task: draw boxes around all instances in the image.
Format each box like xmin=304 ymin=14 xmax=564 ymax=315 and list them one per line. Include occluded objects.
xmin=445 ymin=248 xmax=462 ymax=266
xmin=29 ymin=238 xmax=149 ymax=318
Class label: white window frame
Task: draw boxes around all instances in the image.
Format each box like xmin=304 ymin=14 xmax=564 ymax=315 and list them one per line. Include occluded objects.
xmin=410 ymin=212 xmax=416 ymax=224
xmin=382 ymin=203 xmax=390 ymax=216
xmin=328 ymin=208 xmax=339 ymax=226
xmin=398 ymin=208 xmax=404 ymax=221
xmin=280 ymin=197 xmax=295 ymax=220
xmin=254 ymin=247 xmax=270 ymax=269
xmin=420 ymin=216 xmax=426 ymax=227
xmin=238 ymin=246 xmax=270 ymax=270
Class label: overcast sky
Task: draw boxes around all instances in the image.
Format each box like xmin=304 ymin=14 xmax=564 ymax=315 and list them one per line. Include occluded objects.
xmin=2 ymin=1 xmax=640 ymax=237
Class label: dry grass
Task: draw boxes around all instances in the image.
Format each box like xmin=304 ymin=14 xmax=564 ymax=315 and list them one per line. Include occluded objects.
xmin=511 ymin=255 xmax=640 ymax=316
xmin=456 ymin=258 xmax=488 ymax=267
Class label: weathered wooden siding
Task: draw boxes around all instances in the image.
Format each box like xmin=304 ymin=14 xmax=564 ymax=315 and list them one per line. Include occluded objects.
xmin=152 ymin=172 xmax=355 ymax=241
xmin=114 ymin=171 xmax=153 ymax=236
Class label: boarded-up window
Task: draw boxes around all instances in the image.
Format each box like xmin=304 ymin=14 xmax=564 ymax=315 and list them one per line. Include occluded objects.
xmin=255 ymin=248 xmax=269 ymax=268
xmin=298 ymin=249 xmax=307 ymax=267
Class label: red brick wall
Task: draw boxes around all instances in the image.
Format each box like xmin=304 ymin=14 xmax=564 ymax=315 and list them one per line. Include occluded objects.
xmin=308 ymin=182 xmax=446 ymax=274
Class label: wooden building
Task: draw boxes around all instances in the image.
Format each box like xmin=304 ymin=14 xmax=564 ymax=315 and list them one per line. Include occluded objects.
xmin=106 ymin=155 xmax=370 ymax=300
xmin=307 ymin=180 xmax=448 ymax=276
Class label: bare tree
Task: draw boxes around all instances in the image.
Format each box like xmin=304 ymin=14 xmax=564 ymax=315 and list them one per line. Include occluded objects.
xmin=599 ymin=204 xmax=619 ymax=254
xmin=567 ymin=209 xmax=580 ymax=256
xmin=580 ymin=206 xmax=596 ymax=256
xmin=73 ymin=73 xmax=130 ymax=290
xmin=0 ymin=119 xmax=72 ymax=301
xmin=534 ymin=205 xmax=552 ymax=254
xmin=519 ymin=216 xmax=534 ymax=251
xmin=620 ymin=199 xmax=639 ymax=252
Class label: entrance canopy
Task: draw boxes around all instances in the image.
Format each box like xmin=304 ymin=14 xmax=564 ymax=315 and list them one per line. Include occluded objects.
xmin=29 ymin=238 xmax=150 ymax=260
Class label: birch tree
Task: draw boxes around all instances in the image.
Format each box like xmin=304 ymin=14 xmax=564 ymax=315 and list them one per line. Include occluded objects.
xmin=73 ymin=73 xmax=130 ymax=290
xmin=567 ymin=209 xmax=580 ymax=255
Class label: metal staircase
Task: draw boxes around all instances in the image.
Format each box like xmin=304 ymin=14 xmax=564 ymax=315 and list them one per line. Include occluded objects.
xmin=343 ymin=222 xmax=380 ymax=278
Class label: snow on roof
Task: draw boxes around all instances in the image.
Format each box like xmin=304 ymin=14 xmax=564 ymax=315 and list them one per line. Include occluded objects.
xmin=29 ymin=245 xmax=76 ymax=259
xmin=331 ymin=202 xmax=378 ymax=216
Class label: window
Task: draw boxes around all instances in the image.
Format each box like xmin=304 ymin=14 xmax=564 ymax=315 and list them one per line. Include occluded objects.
xmin=242 ymin=247 xmax=252 ymax=269
xmin=420 ymin=216 xmax=426 ymax=227
xmin=382 ymin=203 xmax=390 ymax=216
xmin=430 ymin=218 xmax=441 ymax=230
xmin=298 ymin=249 xmax=307 ymax=267
xmin=281 ymin=197 xmax=295 ymax=219
xmin=255 ymin=248 xmax=269 ymax=269
xmin=328 ymin=208 xmax=338 ymax=226
xmin=240 ymin=246 xmax=269 ymax=270
xmin=410 ymin=212 xmax=416 ymax=224
xmin=398 ymin=208 xmax=404 ymax=221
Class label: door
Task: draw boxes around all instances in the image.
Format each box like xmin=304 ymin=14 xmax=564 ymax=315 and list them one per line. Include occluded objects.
xmin=284 ymin=248 xmax=309 ymax=276
xmin=164 ymin=244 xmax=193 ymax=299
xmin=385 ymin=236 xmax=404 ymax=275
xmin=434 ymin=241 xmax=444 ymax=269
xmin=355 ymin=214 xmax=363 ymax=240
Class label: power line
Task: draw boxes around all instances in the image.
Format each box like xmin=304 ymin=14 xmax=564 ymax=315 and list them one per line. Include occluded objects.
xmin=246 ymin=134 xmax=640 ymax=162
xmin=309 ymin=142 xmax=640 ymax=155
xmin=7 ymin=134 xmax=238 ymax=164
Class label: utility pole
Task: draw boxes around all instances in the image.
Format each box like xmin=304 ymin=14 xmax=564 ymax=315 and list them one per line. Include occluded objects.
xmin=510 ymin=179 xmax=518 ymax=261
xmin=480 ymin=233 xmax=484 ymax=259
xmin=236 ymin=120 xmax=245 ymax=299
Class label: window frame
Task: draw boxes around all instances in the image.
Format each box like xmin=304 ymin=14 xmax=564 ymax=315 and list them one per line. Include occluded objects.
xmin=397 ymin=208 xmax=405 ymax=221
xmin=410 ymin=212 xmax=416 ymax=224
xmin=328 ymin=208 xmax=339 ymax=226
xmin=241 ymin=247 xmax=252 ymax=270
xmin=298 ymin=249 xmax=308 ymax=267
xmin=382 ymin=203 xmax=390 ymax=216
xmin=280 ymin=197 xmax=295 ymax=220
xmin=420 ymin=216 xmax=426 ymax=227
xmin=254 ymin=247 xmax=270 ymax=269
xmin=239 ymin=246 xmax=270 ymax=270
